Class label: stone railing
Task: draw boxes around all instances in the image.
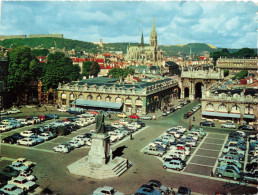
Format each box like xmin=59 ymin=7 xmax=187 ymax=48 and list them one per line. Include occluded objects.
xmin=202 ymin=93 xmax=258 ymax=103
xmin=181 ymin=69 xmax=223 ymax=79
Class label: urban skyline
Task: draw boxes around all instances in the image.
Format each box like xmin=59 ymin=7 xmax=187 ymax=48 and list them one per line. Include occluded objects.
xmin=0 ymin=0 xmax=257 ymax=48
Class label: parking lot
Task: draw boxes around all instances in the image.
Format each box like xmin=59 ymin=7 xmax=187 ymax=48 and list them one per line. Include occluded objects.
xmin=184 ymin=133 xmax=228 ymax=176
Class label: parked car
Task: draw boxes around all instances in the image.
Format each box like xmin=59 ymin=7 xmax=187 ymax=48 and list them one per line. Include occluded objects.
xmin=163 ymin=159 xmax=184 ymax=171
xmin=129 ymin=114 xmax=139 ymax=119
xmin=6 ymin=108 xmax=21 ymax=114
xmin=8 ymin=176 xmax=36 ymax=192
xmin=221 ymin=122 xmax=236 ymax=129
xmin=238 ymin=125 xmax=255 ymax=131
xmin=10 ymin=162 xmax=29 ymax=172
xmin=2 ymin=136 xmax=16 ymax=144
xmin=200 ymin=121 xmax=215 ymax=127
xmin=177 ymin=186 xmax=191 ymax=195
xmin=242 ymin=172 xmax=258 ymax=184
xmin=0 ymin=166 xmax=20 ymax=179
xmin=53 ymin=144 xmax=71 ymax=153
xmin=20 ymin=131 xmax=34 ymax=137
xmin=143 ymin=147 xmax=165 ymax=157
xmin=146 ymin=180 xmax=170 ymax=195
xmin=92 ymin=186 xmax=125 ymax=195
xmin=136 ymin=185 xmax=161 ymax=195
xmin=0 ymin=184 xmax=24 ymax=195
xmin=117 ymin=113 xmax=127 ymax=118
xmin=216 ymin=166 xmax=242 ymax=180
xmin=45 ymin=114 xmax=59 ymax=119
xmin=17 ymin=138 xmax=37 ymax=146
xmin=12 ymin=158 xmax=33 ymax=168
xmin=57 ymin=107 xmax=67 ymax=112
xmin=141 ymin=115 xmax=152 ymax=120
xmin=18 ymin=172 xmax=36 ymax=182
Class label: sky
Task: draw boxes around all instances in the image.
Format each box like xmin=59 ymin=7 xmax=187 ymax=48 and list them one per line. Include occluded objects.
xmin=0 ymin=0 xmax=257 ymax=49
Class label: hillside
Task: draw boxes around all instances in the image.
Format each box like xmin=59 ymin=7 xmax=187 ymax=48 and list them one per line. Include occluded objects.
xmin=0 ymin=37 xmax=229 ymax=56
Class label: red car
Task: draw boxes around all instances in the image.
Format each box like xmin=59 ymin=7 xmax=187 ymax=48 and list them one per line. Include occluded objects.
xmin=129 ymin=114 xmax=139 ymax=119
xmin=177 ymin=145 xmax=185 ymax=151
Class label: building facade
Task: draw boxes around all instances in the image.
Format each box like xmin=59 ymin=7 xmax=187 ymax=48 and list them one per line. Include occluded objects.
xmin=125 ymin=18 xmax=163 ymax=64
xmin=180 ymin=68 xmax=224 ymax=100
xmin=201 ymin=82 xmax=257 ymax=125
xmin=216 ymin=57 xmax=258 ymax=73
xmin=57 ymin=77 xmax=178 ymax=115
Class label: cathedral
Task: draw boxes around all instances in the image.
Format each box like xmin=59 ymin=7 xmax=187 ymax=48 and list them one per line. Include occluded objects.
xmin=125 ymin=18 xmax=163 ymax=64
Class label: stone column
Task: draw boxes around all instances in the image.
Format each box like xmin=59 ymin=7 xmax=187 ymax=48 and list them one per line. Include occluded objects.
xmin=189 ymin=81 xmax=194 ymax=100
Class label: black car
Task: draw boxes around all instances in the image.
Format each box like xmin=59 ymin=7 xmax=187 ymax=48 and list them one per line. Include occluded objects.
xmin=1 ymin=136 xmax=16 ymax=144
xmin=30 ymin=128 xmax=44 ymax=135
xmin=238 ymin=125 xmax=255 ymax=131
xmin=200 ymin=121 xmax=215 ymax=127
xmin=245 ymin=162 xmax=258 ymax=172
xmin=105 ymin=125 xmax=116 ymax=132
xmin=0 ymin=174 xmax=9 ymax=188
xmin=135 ymin=121 xmax=146 ymax=127
xmin=183 ymin=114 xmax=189 ymax=119
xmin=45 ymin=114 xmax=59 ymax=120
xmin=0 ymin=166 xmax=19 ymax=179
xmin=11 ymin=133 xmax=24 ymax=140
xmin=177 ymin=186 xmax=191 ymax=195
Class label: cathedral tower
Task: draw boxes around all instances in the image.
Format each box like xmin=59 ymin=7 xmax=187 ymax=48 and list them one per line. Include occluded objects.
xmin=150 ymin=17 xmax=157 ymax=47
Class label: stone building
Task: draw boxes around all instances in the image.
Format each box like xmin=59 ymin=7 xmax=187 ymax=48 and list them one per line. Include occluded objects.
xmin=216 ymin=57 xmax=258 ymax=73
xmin=125 ymin=18 xmax=163 ymax=64
xmin=180 ymin=68 xmax=224 ymax=100
xmin=201 ymin=81 xmax=258 ymax=125
xmin=57 ymin=76 xmax=178 ymax=115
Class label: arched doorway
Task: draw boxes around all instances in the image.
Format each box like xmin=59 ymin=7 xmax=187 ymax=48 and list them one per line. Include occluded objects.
xmin=195 ymin=82 xmax=203 ymax=98
xmin=184 ymin=87 xmax=189 ymax=98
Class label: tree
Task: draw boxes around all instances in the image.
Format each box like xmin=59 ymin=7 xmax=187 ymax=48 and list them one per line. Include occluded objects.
xmin=42 ymin=52 xmax=80 ymax=91
xmin=7 ymin=46 xmax=41 ymax=100
xmin=108 ymin=67 xmax=135 ymax=79
xmin=82 ymin=61 xmax=92 ymax=78
xmin=90 ymin=61 xmax=100 ymax=77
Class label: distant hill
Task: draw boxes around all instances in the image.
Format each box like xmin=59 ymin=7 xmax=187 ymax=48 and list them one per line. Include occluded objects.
xmin=0 ymin=37 xmax=246 ymax=57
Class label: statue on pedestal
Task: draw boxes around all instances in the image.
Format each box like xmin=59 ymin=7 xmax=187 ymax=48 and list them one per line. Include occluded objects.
xmin=95 ymin=111 xmax=106 ymax=134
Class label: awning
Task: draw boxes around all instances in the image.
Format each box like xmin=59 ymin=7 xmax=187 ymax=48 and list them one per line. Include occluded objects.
xmin=71 ymin=99 xmax=123 ymax=110
xmin=243 ymin=115 xmax=255 ymax=119
xmin=202 ymin=111 xmax=241 ymax=118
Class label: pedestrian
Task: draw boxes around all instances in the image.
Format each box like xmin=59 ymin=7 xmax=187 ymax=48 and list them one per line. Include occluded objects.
xmin=130 ymin=132 xmax=133 ymax=140
xmin=210 ymin=171 xmax=214 ymax=177
xmin=126 ymin=158 xmax=129 ymax=168
xmin=109 ymin=114 xmax=111 ymax=120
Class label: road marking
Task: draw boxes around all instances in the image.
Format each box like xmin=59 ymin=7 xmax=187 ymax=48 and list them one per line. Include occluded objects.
xmin=212 ymin=134 xmax=228 ymax=174
xmin=193 ymin=155 xmax=218 ymax=159
xmin=203 ymin=142 xmax=223 ymax=146
xmin=244 ymin=139 xmax=249 ymax=172
xmin=112 ymin=125 xmax=149 ymax=149
xmin=188 ymin=162 xmax=214 ymax=168
xmin=1 ymin=143 xmax=54 ymax=153
xmin=205 ymin=137 xmax=226 ymax=141
xmin=207 ymin=132 xmax=228 ymax=136
xmin=199 ymin=148 xmax=220 ymax=152
xmin=165 ymin=168 xmax=257 ymax=187
xmin=184 ymin=132 xmax=208 ymax=171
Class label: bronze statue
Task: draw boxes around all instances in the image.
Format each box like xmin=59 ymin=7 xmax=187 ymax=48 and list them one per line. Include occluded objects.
xmin=95 ymin=111 xmax=105 ymax=134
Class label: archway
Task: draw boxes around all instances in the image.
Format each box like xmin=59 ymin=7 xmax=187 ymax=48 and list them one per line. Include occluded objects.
xmin=195 ymin=82 xmax=203 ymax=98
xmin=184 ymin=87 xmax=189 ymax=98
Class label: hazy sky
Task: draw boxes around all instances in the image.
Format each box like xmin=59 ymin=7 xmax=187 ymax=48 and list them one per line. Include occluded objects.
xmin=0 ymin=0 xmax=257 ymax=48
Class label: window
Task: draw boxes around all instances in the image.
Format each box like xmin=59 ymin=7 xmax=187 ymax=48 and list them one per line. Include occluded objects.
xmin=61 ymin=93 xmax=66 ymax=99
xmin=231 ymin=105 xmax=240 ymax=113
xmin=135 ymin=98 xmax=142 ymax=105
xmin=78 ymin=94 xmax=84 ymax=99
xmin=69 ymin=93 xmax=75 ymax=100
xmin=87 ymin=95 xmax=93 ymax=100
xmin=125 ymin=98 xmax=132 ymax=104
xmin=244 ymin=106 xmax=254 ymax=114
xmin=115 ymin=97 xmax=122 ymax=103
xmin=218 ymin=104 xmax=227 ymax=112
xmin=206 ymin=103 xmax=214 ymax=111
xmin=105 ymin=96 xmax=111 ymax=102
xmin=96 ymin=95 xmax=101 ymax=101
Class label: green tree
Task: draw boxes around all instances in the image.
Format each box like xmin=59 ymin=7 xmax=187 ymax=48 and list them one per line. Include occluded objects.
xmin=82 ymin=61 xmax=92 ymax=78
xmin=42 ymin=52 xmax=80 ymax=91
xmin=90 ymin=61 xmax=100 ymax=77
xmin=7 ymin=46 xmax=40 ymax=95
xmin=223 ymin=69 xmax=229 ymax=77
xmin=108 ymin=67 xmax=134 ymax=78
xmin=233 ymin=48 xmax=256 ymax=58
xmin=31 ymin=49 xmax=50 ymax=56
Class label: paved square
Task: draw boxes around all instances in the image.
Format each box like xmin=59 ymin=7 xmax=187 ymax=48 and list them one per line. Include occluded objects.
xmin=188 ymin=156 xmax=217 ymax=166
xmin=201 ymin=143 xmax=224 ymax=150
xmin=183 ymin=164 xmax=213 ymax=176
xmin=203 ymin=138 xmax=225 ymax=145
xmin=195 ymin=149 xmax=220 ymax=158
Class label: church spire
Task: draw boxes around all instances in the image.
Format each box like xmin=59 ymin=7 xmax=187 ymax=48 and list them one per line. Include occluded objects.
xmin=141 ymin=31 xmax=144 ymax=47
xmin=150 ymin=17 xmax=157 ymax=47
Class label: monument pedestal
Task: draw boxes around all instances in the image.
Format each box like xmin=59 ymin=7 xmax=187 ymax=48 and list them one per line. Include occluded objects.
xmin=67 ymin=133 xmax=130 ymax=179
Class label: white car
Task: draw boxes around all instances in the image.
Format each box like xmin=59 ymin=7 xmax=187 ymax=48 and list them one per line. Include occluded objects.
xmin=93 ymin=186 xmax=125 ymax=195
xmin=8 ymin=176 xmax=36 ymax=192
xmin=68 ymin=140 xmax=82 ymax=148
xmin=57 ymin=107 xmax=67 ymax=112
xmin=7 ymin=108 xmax=21 ymax=114
xmin=111 ymin=122 xmax=123 ymax=128
xmin=71 ymin=138 xmax=86 ymax=146
xmin=163 ymin=152 xmax=186 ymax=162
xmin=108 ymin=132 xmax=123 ymax=140
xmin=19 ymin=172 xmax=36 ymax=181
xmin=17 ymin=138 xmax=37 ymax=146
xmin=127 ymin=124 xmax=138 ymax=131
xmin=221 ymin=122 xmax=236 ymax=129
xmin=16 ymin=118 xmax=29 ymax=126
xmin=0 ymin=125 xmax=11 ymax=133
xmin=53 ymin=145 xmax=70 ymax=153
xmin=75 ymin=120 xmax=86 ymax=127
xmin=38 ymin=133 xmax=52 ymax=141
xmin=161 ymin=135 xmax=175 ymax=143
xmin=131 ymin=122 xmax=141 ymax=129
xmin=177 ymin=126 xmax=187 ymax=132
xmin=12 ymin=158 xmax=34 ymax=168
xmin=20 ymin=130 xmax=34 ymax=137
xmin=119 ymin=119 xmax=129 ymax=126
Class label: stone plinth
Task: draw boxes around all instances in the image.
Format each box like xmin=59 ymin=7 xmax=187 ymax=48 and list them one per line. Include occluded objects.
xmin=67 ymin=133 xmax=130 ymax=179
